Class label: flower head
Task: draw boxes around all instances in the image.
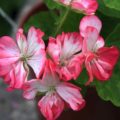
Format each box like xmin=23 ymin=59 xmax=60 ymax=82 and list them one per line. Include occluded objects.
xmin=0 ymin=27 xmax=46 ymax=89
xmin=79 ymin=15 xmax=119 ymax=85
xmin=23 ymin=60 xmax=85 ymax=120
xmin=47 ymin=32 xmax=84 ymax=81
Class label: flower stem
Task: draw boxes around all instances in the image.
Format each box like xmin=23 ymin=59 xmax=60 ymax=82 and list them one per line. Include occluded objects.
xmin=54 ymin=7 xmax=70 ymax=37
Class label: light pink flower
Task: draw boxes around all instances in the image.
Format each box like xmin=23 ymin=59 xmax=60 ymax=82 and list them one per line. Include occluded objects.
xmin=0 ymin=27 xmax=46 ymax=89
xmin=80 ymin=15 xmax=102 ymax=37
xmin=71 ymin=0 xmax=98 ymax=15
xmin=23 ymin=60 xmax=85 ymax=120
xmin=47 ymin=32 xmax=84 ymax=81
xmin=54 ymin=0 xmax=98 ymax=15
xmin=79 ymin=16 xmax=119 ymax=85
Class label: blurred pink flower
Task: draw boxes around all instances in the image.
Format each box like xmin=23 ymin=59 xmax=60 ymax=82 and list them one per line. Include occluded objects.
xmin=0 ymin=27 xmax=46 ymax=89
xmin=79 ymin=15 xmax=119 ymax=85
xmin=47 ymin=32 xmax=84 ymax=81
xmin=23 ymin=60 xmax=85 ymax=120
xmin=54 ymin=0 xmax=98 ymax=15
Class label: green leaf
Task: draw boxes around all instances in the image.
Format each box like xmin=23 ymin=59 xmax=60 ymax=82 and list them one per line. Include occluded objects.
xmin=103 ymin=0 xmax=120 ymax=11
xmin=24 ymin=11 xmax=56 ymax=41
xmin=106 ymin=24 xmax=120 ymax=48
xmin=95 ymin=61 xmax=120 ymax=107
xmin=43 ymin=0 xmax=61 ymax=9
xmin=98 ymin=0 xmax=120 ymax=19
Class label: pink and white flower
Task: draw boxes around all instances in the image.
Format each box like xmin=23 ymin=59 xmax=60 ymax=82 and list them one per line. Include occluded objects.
xmin=0 ymin=27 xmax=46 ymax=89
xmin=79 ymin=15 xmax=119 ymax=85
xmin=54 ymin=0 xmax=98 ymax=15
xmin=47 ymin=32 xmax=84 ymax=81
xmin=23 ymin=60 xmax=85 ymax=120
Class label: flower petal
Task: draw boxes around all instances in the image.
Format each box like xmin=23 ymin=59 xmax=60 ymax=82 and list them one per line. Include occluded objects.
xmin=16 ymin=28 xmax=27 ymax=54
xmin=80 ymin=15 xmax=102 ymax=37
xmin=27 ymin=26 xmax=45 ymax=55
xmin=56 ymin=82 xmax=85 ymax=111
xmin=9 ymin=61 xmax=28 ymax=89
xmin=38 ymin=92 xmax=64 ymax=120
xmin=27 ymin=50 xmax=46 ymax=78
xmin=83 ymin=27 xmax=99 ymax=52
xmin=0 ymin=36 xmax=20 ymax=65
xmin=71 ymin=0 xmax=98 ymax=15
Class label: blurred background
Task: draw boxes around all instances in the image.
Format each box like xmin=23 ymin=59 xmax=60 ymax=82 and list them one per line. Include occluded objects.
xmin=0 ymin=0 xmax=120 ymax=120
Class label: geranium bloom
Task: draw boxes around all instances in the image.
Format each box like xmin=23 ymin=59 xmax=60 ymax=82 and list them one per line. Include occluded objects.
xmin=47 ymin=32 xmax=84 ymax=81
xmin=79 ymin=15 xmax=119 ymax=85
xmin=0 ymin=27 xmax=46 ymax=89
xmin=54 ymin=0 xmax=98 ymax=15
xmin=23 ymin=60 xmax=85 ymax=120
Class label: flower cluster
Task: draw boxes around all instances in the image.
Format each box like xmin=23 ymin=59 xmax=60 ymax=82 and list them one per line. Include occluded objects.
xmin=0 ymin=0 xmax=119 ymax=120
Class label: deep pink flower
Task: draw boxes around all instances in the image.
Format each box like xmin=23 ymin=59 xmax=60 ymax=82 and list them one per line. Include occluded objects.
xmin=54 ymin=0 xmax=98 ymax=15
xmin=0 ymin=27 xmax=46 ymax=89
xmin=23 ymin=60 xmax=85 ymax=120
xmin=79 ymin=16 xmax=119 ymax=85
xmin=47 ymin=32 xmax=84 ymax=81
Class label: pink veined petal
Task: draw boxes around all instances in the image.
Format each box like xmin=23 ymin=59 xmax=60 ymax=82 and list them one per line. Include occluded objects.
xmin=91 ymin=59 xmax=112 ymax=80
xmin=41 ymin=60 xmax=60 ymax=87
xmin=97 ymin=46 xmax=119 ymax=68
xmin=60 ymin=32 xmax=83 ymax=59
xmin=23 ymin=79 xmax=40 ymax=100
xmin=9 ymin=61 xmax=28 ymax=89
xmin=38 ymin=92 xmax=64 ymax=120
xmin=58 ymin=66 xmax=73 ymax=81
xmin=47 ymin=37 xmax=61 ymax=64
xmin=0 ymin=36 xmax=20 ymax=65
xmin=58 ymin=54 xmax=84 ymax=81
xmin=85 ymin=53 xmax=95 ymax=85
xmin=27 ymin=26 xmax=45 ymax=55
xmin=27 ymin=50 xmax=46 ymax=78
xmin=16 ymin=28 xmax=28 ymax=54
xmin=83 ymin=27 xmax=99 ymax=52
xmin=56 ymin=82 xmax=85 ymax=111
xmin=80 ymin=15 xmax=102 ymax=37
xmin=93 ymin=36 xmax=105 ymax=52
xmin=71 ymin=0 xmax=98 ymax=15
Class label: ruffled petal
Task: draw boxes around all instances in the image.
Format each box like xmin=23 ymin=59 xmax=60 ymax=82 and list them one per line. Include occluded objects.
xmin=56 ymin=82 xmax=85 ymax=111
xmin=38 ymin=92 xmax=64 ymax=120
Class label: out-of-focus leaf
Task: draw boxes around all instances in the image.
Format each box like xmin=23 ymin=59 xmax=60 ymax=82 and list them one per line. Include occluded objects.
xmin=103 ymin=0 xmax=120 ymax=11
xmin=24 ymin=11 xmax=56 ymax=41
xmin=43 ymin=0 xmax=61 ymax=9
xmin=106 ymin=24 xmax=120 ymax=48
xmin=98 ymin=0 xmax=120 ymax=18
xmin=95 ymin=61 xmax=120 ymax=107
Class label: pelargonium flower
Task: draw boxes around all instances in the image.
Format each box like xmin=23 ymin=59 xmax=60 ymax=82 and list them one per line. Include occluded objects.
xmin=0 ymin=27 xmax=46 ymax=89
xmin=79 ymin=15 xmax=119 ymax=85
xmin=47 ymin=32 xmax=84 ymax=81
xmin=54 ymin=0 xmax=98 ymax=15
xmin=23 ymin=60 xmax=85 ymax=120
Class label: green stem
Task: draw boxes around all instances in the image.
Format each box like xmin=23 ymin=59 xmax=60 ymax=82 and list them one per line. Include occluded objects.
xmin=54 ymin=7 xmax=70 ymax=37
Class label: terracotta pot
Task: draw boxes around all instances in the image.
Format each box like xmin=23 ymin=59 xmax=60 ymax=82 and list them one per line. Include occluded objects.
xmin=16 ymin=1 xmax=120 ymax=120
